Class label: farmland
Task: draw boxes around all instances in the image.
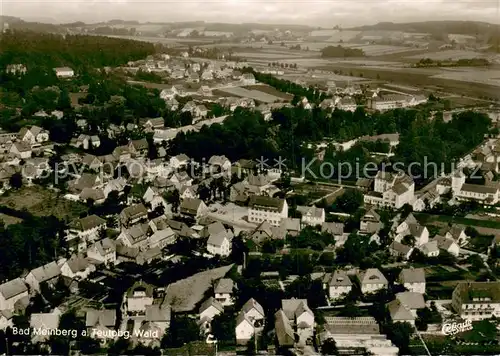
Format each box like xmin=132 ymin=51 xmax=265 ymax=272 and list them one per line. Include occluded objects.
xmin=243 ymin=84 xmax=293 ymax=100
xmin=406 ymin=50 xmax=495 ymax=61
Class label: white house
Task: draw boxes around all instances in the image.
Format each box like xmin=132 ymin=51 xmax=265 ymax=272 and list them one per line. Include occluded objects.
xmin=0 ymin=278 xmax=29 ymax=311
xmin=214 ymin=278 xmax=235 ymax=306
xmin=208 ymin=155 xmax=231 ymax=173
xmin=419 ymin=240 xmax=440 ymax=257
xmin=54 ymin=67 xmax=74 ymax=78
xmin=10 ymin=141 xmax=32 ymax=159
xmin=125 ymin=281 xmax=155 ymax=315
xmin=179 ymin=198 xmax=208 ymax=219
xmin=248 ymin=196 xmax=288 ymax=227
xmin=445 ymin=225 xmax=469 ymax=246
xmin=282 ymin=299 xmax=315 ymax=328
xmin=199 ymin=297 xmax=224 ymax=324
xmin=24 ymin=262 xmax=61 ymax=293
xmin=65 ymin=215 xmax=106 ymax=252
xmin=240 ymin=73 xmax=256 ymax=85
xmin=398 ymin=268 xmax=426 ymax=294
xmin=236 ymin=311 xmax=255 ymax=345
xmin=169 ymin=154 xmax=190 ymax=169
xmin=387 ymin=299 xmax=415 ymax=326
xmin=207 ymin=230 xmax=233 ymax=257
xmin=85 ymin=309 xmax=117 ymax=341
xmin=433 ymin=235 xmax=460 ymax=256
xmin=296 ymin=206 xmax=325 ymax=226
xmin=60 ymin=255 xmax=96 ymax=280
xmin=325 ymin=270 xmax=352 ymax=301
xmin=86 ymin=238 xmax=117 ymax=266
xmin=394 ymin=214 xmax=429 ymax=247
xmin=357 ymin=268 xmax=388 ymax=294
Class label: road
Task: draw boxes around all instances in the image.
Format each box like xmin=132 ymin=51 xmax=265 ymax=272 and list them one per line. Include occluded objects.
xmin=309 ymin=187 xmax=343 ymax=205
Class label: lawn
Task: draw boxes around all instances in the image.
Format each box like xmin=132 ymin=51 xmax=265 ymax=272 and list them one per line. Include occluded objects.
xmin=0 ymin=186 xmax=87 ymax=220
xmin=243 ymin=84 xmax=293 ymax=100
xmin=416 ymin=213 xmax=500 ymax=230
xmin=0 ymin=213 xmax=23 ymax=226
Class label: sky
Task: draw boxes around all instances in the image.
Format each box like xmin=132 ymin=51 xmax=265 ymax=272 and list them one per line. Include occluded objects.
xmin=2 ymin=0 xmax=500 ymax=27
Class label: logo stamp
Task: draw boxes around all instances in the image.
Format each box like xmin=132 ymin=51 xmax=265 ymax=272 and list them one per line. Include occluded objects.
xmin=442 ymin=320 xmax=473 ymax=335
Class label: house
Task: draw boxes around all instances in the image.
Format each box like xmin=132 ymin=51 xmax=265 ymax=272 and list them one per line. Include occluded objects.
xmin=321 ymin=222 xmax=345 ymax=237
xmin=180 ymin=185 xmax=197 ymax=200
xmin=19 ymin=125 xmax=49 ymax=145
xmin=143 ymin=118 xmax=165 ymax=131
xmin=6 ymin=64 xmax=27 ymax=75
xmin=296 ymin=206 xmax=325 ymax=226
xmin=419 ymin=240 xmax=440 ymax=257
xmin=387 ymin=299 xmax=415 ymax=325
xmin=30 ymin=310 xmax=62 ymax=343
xmin=24 ymin=262 xmax=61 ymax=293
xmin=282 ymin=299 xmax=315 ymax=341
xmin=395 ymin=214 xmax=429 ymax=247
xmin=144 ymin=304 xmax=171 ymax=337
xmin=389 ymin=241 xmax=414 ymax=260
xmin=128 ymin=138 xmax=149 ymax=157
xmin=433 ymin=235 xmax=460 ymax=256
xmin=214 ymin=278 xmax=235 ymax=306
xmin=117 ymin=223 xmax=150 ymax=251
xmin=148 ymin=227 xmax=176 ymax=249
xmin=0 ymin=310 xmax=13 ymax=330
xmin=207 ymin=229 xmax=233 ymax=257
xmin=360 ymin=208 xmax=382 ymax=235
xmin=236 ymin=311 xmax=256 ymax=345
xmin=455 ymin=182 xmax=499 ymax=205
xmin=198 ymin=85 xmax=212 ymax=97
xmin=357 ymin=268 xmax=388 ymax=294
xmin=444 ymin=225 xmax=469 ymax=246
xmin=395 ymin=292 xmax=426 ymax=317
xmin=240 ymin=73 xmax=256 ymax=85
xmin=274 ymin=309 xmax=295 ymax=348
xmin=398 ymin=268 xmax=426 ymax=294
xmin=201 ymin=70 xmax=214 ymax=81
xmin=0 ymin=278 xmax=29 ymax=311
xmin=199 ymin=297 xmax=224 ymax=326
xmin=65 ymin=215 xmax=106 ymax=252
xmin=54 ymin=67 xmax=75 ymax=78
xmin=325 ymin=270 xmax=352 ymax=301
xmin=452 ymin=281 xmax=500 ymax=321
xmin=125 ymin=281 xmax=155 ymax=315
xmin=120 ymin=204 xmax=148 ymax=227
xmin=10 ymin=141 xmax=32 ymax=159
xmin=60 ymin=255 xmax=96 ymax=280
xmin=180 ymin=198 xmax=208 ymax=219
xmin=87 ymin=238 xmax=117 ymax=266
xmin=248 ymin=196 xmax=288 ymax=227
xmin=208 ymin=155 xmax=231 ymax=173
xmin=169 ymin=154 xmax=190 ymax=169
xmin=86 ymin=309 xmax=117 ymax=340
xmin=337 ymin=97 xmax=357 ymax=112
xmin=364 ymin=171 xmax=415 ymax=209
xmin=241 ymin=298 xmax=265 ymax=324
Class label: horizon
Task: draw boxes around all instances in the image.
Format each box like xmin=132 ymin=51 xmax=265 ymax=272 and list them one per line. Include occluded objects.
xmin=2 ymin=0 xmax=500 ymax=28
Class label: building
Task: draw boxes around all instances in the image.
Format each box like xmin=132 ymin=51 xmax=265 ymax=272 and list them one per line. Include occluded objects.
xmin=125 ymin=281 xmax=155 ymax=315
xmin=85 ymin=309 xmax=117 ymax=341
xmin=357 ymin=268 xmax=388 ymax=294
xmin=398 ymin=268 xmax=426 ymax=294
xmin=296 ymin=206 xmax=325 ymax=226
xmin=240 ymin=73 xmax=256 ymax=85
xmin=282 ymin=299 xmax=315 ymax=340
xmin=199 ymin=297 xmax=224 ymax=327
xmin=24 ymin=262 xmax=61 ymax=293
xmin=324 ymin=270 xmax=352 ymax=301
xmin=179 ymin=198 xmax=208 ymax=219
xmin=169 ymin=153 xmax=189 ymax=169
xmin=207 ymin=229 xmax=233 ymax=257
xmin=60 ymin=255 xmax=96 ymax=280
xmin=452 ymin=282 xmax=500 ymax=321
xmin=86 ymin=238 xmax=117 ymax=266
xmin=387 ymin=299 xmax=415 ymax=326
xmin=214 ymin=278 xmax=235 ymax=307
xmin=274 ymin=309 xmax=295 ymax=348
xmin=120 ymin=204 xmax=148 ymax=227
xmin=360 ymin=208 xmax=382 ymax=235
xmin=248 ymin=196 xmax=288 ymax=227
xmin=0 ymin=278 xmax=29 ymax=311
xmin=364 ymin=171 xmax=415 ymax=209
xmin=54 ymin=67 xmax=75 ymax=78
xmin=433 ymin=235 xmax=460 ymax=256
xmin=455 ymin=183 xmax=499 ymax=206
xmin=65 ymin=215 xmax=106 ymax=252
xmin=368 ymin=94 xmax=411 ymax=111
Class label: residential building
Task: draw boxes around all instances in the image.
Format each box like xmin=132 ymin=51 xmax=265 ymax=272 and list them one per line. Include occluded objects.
xmin=85 ymin=309 xmax=117 ymax=341
xmin=179 ymin=198 xmax=208 ymax=219
xmin=395 ymin=213 xmax=429 ymax=246
xmin=87 ymin=238 xmax=117 ymax=266
xmin=120 ymin=204 xmax=148 ymax=227
xmin=364 ymin=171 xmax=415 ymax=209
xmin=65 ymin=215 xmax=106 ymax=252
xmin=169 ymin=154 xmax=190 ymax=169
xmin=444 ymin=225 xmax=469 ymax=246
xmin=248 ymin=196 xmax=288 ymax=227
xmin=117 ymin=223 xmax=150 ymax=251
xmin=324 ymin=270 xmax=352 ymax=301
xmin=199 ymin=297 xmax=224 ymax=325
xmin=10 ymin=141 xmax=32 ymax=159
xmin=274 ymin=309 xmax=295 ymax=348
xmin=455 ymin=183 xmax=499 ymax=205
xmin=125 ymin=281 xmax=155 ymax=315
xmin=357 ymin=268 xmax=388 ymax=294
xmin=60 ymin=255 xmax=96 ymax=280
xmin=18 ymin=125 xmax=49 ymax=145
xmin=433 ymin=235 xmax=460 ymax=256
xmin=387 ymin=299 xmax=415 ymax=326
xmin=419 ymin=240 xmax=440 ymax=257
xmin=207 ymin=229 xmax=233 ymax=257
xmin=24 ymin=262 xmax=61 ymax=293
xmin=452 ymin=282 xmax=500 ymax=321
xmin=336 ymin=97 xmax=357 ymax=112
xmin=214 ymin=278 xmax=235 ymax=306
xmin=128 ymin=138 xmax=149 ymax=157
xmin=360 ymin=208 xmax=382 ymax=235
xmin=395 ymin=292 xmax=426 ymax=317
xmin=398 ymin=268 xmax=426 ymax=294
xmin=30 ymin=310 xmax=61 ymax=343
xmin=296 ymin=205 xmax=325 ymax=226
xmin=0 ymin=278 xmax=29 ymax=311
xmin=236 ymin=311 xmax=256 ymax=345
xmin=389 ymin=241 xmax=413 ymax=260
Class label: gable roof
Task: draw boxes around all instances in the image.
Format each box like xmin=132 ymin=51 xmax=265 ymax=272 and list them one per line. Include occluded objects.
xmin=0 ymin=278 xmax=27 ymax=299
xmin=127 ymin=280 xmax=155 ymax=298
xmin=121 ymin=203 xmax=148 ymax=220
xmin=28 ymin=262 xmax=61 ymax=283
xmin=395 ymin=292 xmax=426 ymax=310
xmin=399 ymin=268 xmax=425 ymax=284
xmin=282 ymin=299 xmax=312 ymax=320
xmin=322 ymin=222 xmax=344 ymax=236
xmin=199 ymin=296 xmax=224 ymax=314
xmin=387 ymin=299 xmax=414 ymax=321
xmin=242 ymin=298 xmax=265 ymax=318
xmin=274 ymin=309 xmax=295 ymax=347
xmin=85 ymin=309 xmax=116 ymax=327
xmin=65 ymin=255 xmax=91 ymax=273
xmin=146 ymin=304 xmax=171 ymax=322
xmin=328 ymin=270 xmax=352 ymax=287
xmin=296 ymin=205 xmax=324 ymax=219
xmin=214 ymin=278 xmax=234 ymax=294
xmin=249 ymin=195 xmax=285 ymax=211
xmin=358 ymin=268 xmax=388 ymax=285
xmin=70 ymin=215 xmax=106 ymax=231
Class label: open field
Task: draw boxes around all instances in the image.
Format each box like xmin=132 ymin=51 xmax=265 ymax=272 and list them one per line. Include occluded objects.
xmin=416 ymin=213 xmax=500 ymax=231
xmin=234 ymin=51 xmax=316 ymax=59
xmin=0 ymin=186 xmax=87 ymax=220
xmin=243 ymin=84 xmax=293 ymax=100
xmin=406 ymin=50 xmax=493 ymax=60
xmin=213 ymin=86 xmax=285 ymax=103
xmin=431 ymin=68 xmax=500 ymax=87
xmin=0 ymin=213 xmax=22 ymax=226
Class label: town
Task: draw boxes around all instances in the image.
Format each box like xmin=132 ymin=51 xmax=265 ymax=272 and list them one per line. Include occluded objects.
xmin=1 ymin=11 xmax=500 ymax=356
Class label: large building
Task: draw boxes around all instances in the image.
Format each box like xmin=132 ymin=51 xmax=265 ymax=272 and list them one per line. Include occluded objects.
xmin=364 ymin=171 xmax=415 ymax=209
xmin=248 ymin=196 xmax=288 ymax=227
xmin=452 ymin=281 xmax=500 ymax=321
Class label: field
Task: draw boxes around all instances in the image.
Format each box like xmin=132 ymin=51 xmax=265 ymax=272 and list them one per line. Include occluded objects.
xmin=213 ymin=86 xmax=285 ymax=103
xmin=0 ymin=213 xmax=22 ymax=226
xmin=0 ymin=186 xmax=87 ymax=220
xmin=431 ymin=68 xmax=500 ymax=87
xmin=406 ymin=50 xmax=491 ymax=61
xmin=243 ymin=84 xmax=293 ymax=100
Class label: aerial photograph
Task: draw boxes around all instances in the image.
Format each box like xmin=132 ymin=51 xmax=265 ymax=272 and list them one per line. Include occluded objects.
xmin=0 ymin=0 xmax=499 ymax=354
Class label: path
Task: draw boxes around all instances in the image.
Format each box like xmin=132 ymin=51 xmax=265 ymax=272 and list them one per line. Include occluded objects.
xmin=309 ymin=187 xmax=343 ymax=205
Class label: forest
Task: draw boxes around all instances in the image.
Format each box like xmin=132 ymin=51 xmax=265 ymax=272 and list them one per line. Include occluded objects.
xmin=0 ymin=30 xmax=156 ymax=71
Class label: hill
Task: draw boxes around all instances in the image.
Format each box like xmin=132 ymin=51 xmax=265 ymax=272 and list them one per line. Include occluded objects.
xmin=348 ymin=21 xmax=500 ymax=37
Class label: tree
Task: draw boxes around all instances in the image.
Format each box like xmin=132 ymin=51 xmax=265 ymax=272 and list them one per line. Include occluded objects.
xmin=211 ymin=312 xmax=236 ymax=344
xmin=162 ymin=315 xmax=200 ymax=348
xmin=385 ymin=322 xmax=414 ymax=354
xmin=108 ymin=337 xmax=131 ymax=355
xmin=164 ymin=189 xmax=180 ymax=213
xmin=321 ymin=338 xmax=339 ymax=355
xmin=9 ymin=172 xmax=22 ymax=189
xmin=339 ymin=300 xmax=362 ymax=317
xmin=331 ymin=189 xmax=363 ymax=214
xmin=401 ymin=234 xmax=416 ymax=247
